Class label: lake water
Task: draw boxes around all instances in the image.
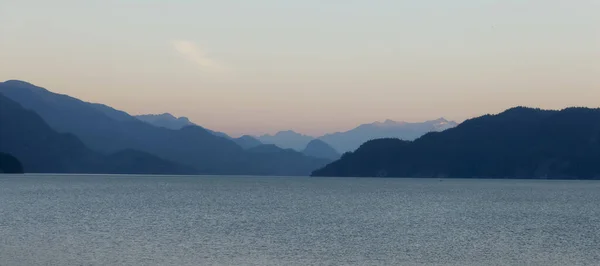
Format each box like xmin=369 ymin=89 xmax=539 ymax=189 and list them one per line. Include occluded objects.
xmin=1 ymin=175 xmax=599 ymax=265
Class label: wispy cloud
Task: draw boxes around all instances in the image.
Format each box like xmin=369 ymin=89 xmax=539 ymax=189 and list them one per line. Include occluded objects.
xmin=171 ymin=40 xmax=226 ymax=72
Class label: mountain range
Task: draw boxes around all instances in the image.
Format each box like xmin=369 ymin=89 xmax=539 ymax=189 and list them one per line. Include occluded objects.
xmin=313 ymin=107 xmax=600 ymax=179
xmin=136 ymin=113 xmax=342 ymax=159
xmin=136 ymin=112 xmax=265 ymax=150
xmin=0 ymin=92 xmax=195 ymax=174
xmin=0 ymin=80 xmax=329 ymax=176
xmin=135 ymin=103 xmax=457 ymax=157
xmin=257 ymin=131 xmax=315 ymax=151
xmin=135 ymin=113 xmax=195 ymax=130
xmin=318 ymin=118 xmax=458 ymax=153
xmin=255 ymin=119 xmax=458 ymax=154
xmin=4 ymin=79 xmax=600 ymax=179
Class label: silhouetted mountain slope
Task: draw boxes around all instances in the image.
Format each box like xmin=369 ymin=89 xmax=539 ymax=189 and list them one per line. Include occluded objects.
xmin=0 ymin=153 xmax=24 ymax=173
xmin=0 ymin=80 xmax=141 ymax=152
xmin=246 ymin=145 xmax=331 ymax=176
xmin=103 ymin=149 xmax=196 ymax=175
xmin=247 ymin=144 xmax=291 ymax=153
xmin=233 ymin=135 xmax=262 ymax=149
xmin=302 ymin=139 xmax=340 ymax=160
xmin=137 ymin=112 xmax=233 ymax=139
xmin=318 ymin=118 xmax=458 ymax=153
xmin=206 ymin=129 xmax=232 ymax=139
xmin=0 ymin=92 xmax=193 ymax=174
xmin=0 ymin=91 xmax=102 ymax=173
xmin=135 ymin=113 xmax=196 ymax=130
xmin=93 ymin=103 xmax=139 ymax=122
xmin=257 ymin=130 xmax=315 ymax=151
xmin=0 ymin=80 xmax=323 ymax=176
xmin=313 ymin=107 xmax=600 ymax=179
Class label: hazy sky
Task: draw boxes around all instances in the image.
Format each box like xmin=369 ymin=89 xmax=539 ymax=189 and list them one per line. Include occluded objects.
xmin=1 ymin=0 xmax=598 ymax=136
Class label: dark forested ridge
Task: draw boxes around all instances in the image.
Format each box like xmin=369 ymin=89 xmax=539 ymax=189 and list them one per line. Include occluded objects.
xmin=0 ymin=92 xmax=195 ymax=174
xmin=0 ymin=91 xmax=102 ymax=173
xmin=0 ymin=153 xmax=24 ymax=173
xmin=313 ymin=107 xmax=600 ymax=179
xmin=0 ymin=93 xmax=195 ymax=174
xmin=0 ymin=80 xmax=326 ymax=176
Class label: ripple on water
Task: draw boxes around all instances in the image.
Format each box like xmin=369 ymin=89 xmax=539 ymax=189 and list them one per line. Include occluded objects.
xmin=1 ymin=175 xmax=599 ymax=265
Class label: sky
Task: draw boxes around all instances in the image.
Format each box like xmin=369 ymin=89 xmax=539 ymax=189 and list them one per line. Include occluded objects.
xmin=1 ymin=0 xmax=598 ymax=136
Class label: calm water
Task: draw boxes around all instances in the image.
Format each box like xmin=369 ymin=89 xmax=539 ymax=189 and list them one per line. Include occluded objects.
xmin=1 ymin=175 xmax=599 ymax=265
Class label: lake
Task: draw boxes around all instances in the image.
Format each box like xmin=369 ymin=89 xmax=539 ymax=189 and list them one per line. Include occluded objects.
xmin=1 ymin=175 xmax=599 ymax=265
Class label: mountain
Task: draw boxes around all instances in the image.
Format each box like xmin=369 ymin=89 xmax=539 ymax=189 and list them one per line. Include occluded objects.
xmin=247 ymin=144 xmax=291 ymax=153
xmin=135 ymin=113 xmax=233 ymax=139
xmin=102 ymin=149 xmax=196 ymax=175
xmin=253 ymin=119 xmax=457 ymax=153
xmin=135 ymin=113 xmax=196 ymax=130
xmin=0 ymin=153 xmax=24 ymax=173
xmin=257 ymin=130 xmax=315 ymax=151
xmin=318 ymin=118 xmax=458 ymax=153
xmin=246 ymin=144 xmax=330 ymax=176
xmin=206 ymin=129 xmax=232 ymax=139
xmin=0 ymin=91 xmax=103 ymax=173
xmin=233 ymin=135 xmax=262 ymax=149
xmin=302 ymin=139 xmax=340 ymax=160
xmin=92 ymin=103 xmax=140 ymax=123
xmin=313 ymin=107 xmax=600 ymax=179
xmin=0 ymin=92 xmax=194 ymax=174
xmin=0 ymin=80 xmax=325 ymax=176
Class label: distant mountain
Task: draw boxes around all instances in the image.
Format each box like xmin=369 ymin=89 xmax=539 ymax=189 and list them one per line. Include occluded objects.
xmin=302 ymin=139 xmax=340 ymax=160
xmin=0 ymin=92 xmax=194 ymax=174
xmin=258 ymin=130 xmax=315 ymax=151
xmin=318 ymin=118 xmax=458 ymax=153
xmin=0 ymin=80 xmax=326 ymax=176
xmin=233 ymin=135 xmax=262 ymax=149
xmin=247 ymin=144 xmax=290 ymax=153
xmin=206 ymin=129 xmax=232 ymax=139
xmin=313 ymin=107 xmax=600 ymax=179
xmin=92 ymin=103 xmax=140 ymax=123
xmin=102 ymin=149 xmax=196 ymax=175
xmin=246 ymin=144 xmax=330 ymax=176
xmin=136 ymin=113 xmax=196 ymax=130
xmin=0 ymin=152 xmax=23 ymax=173
xmin=135 ymin=113 xmax=232 ymax=139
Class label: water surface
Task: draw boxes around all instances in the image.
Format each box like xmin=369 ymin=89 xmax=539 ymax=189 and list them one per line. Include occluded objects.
xmin=1 ymin=175 xmax=599 ymax=265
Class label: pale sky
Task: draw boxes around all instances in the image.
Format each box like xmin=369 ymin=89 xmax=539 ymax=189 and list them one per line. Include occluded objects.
xmin=1 ymin=0 xmax=598 ymax=136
